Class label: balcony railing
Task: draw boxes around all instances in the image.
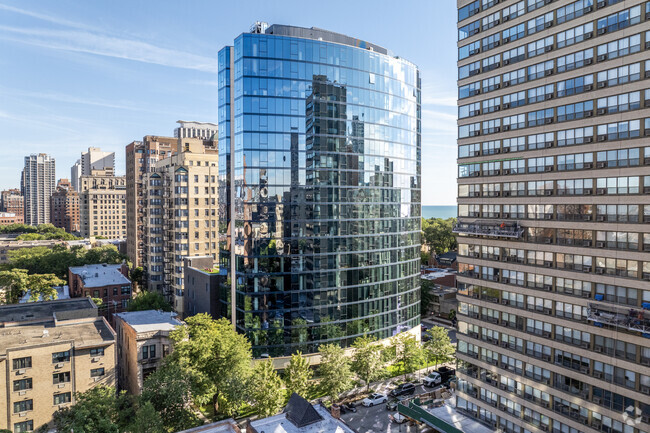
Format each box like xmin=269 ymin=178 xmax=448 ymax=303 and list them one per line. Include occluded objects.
xmin=453 ymin=221 xmax=524 ymax=238
xmin=587 ymin=304 xmax=650 ymax=334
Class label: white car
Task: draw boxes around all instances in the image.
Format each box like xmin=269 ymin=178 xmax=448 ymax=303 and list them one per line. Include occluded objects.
xmin=362 ymin=393 xmax=388 ymax=407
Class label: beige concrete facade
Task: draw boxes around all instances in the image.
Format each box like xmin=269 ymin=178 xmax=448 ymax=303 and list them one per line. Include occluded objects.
xmin=0 ymin=299 xmax=116 ymax=432
xmin=79 ymin=168 xmax=126 ymax=240
xmin=455 ymin=1 xmax=650 ymax=432
xmin=143 ymin=138 xmax=219 ymax=314
xmin=125 ymin=136 xmax=176 ymax=268
xmin=114 ymin=310 xmax=181 ymax=395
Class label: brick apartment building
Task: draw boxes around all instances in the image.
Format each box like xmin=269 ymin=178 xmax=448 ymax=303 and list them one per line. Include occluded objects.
xmin=68 ymin=263 xmax=132 ymax=323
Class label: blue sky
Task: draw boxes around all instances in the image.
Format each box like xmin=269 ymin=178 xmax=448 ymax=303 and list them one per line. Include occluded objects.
xmin=0 ymin=0 xmax=458 ymax=205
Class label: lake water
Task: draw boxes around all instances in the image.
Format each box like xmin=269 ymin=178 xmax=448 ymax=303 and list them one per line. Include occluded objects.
xmin=422 ymin=205 xmax=457 ymax=220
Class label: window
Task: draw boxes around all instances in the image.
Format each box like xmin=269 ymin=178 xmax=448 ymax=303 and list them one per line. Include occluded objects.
xmin=557 ymin=152 xmax=593 ymax=171
xmin=459 ymin=40 xmax=481 ymax=60
xmin=53 ymin=393 xmax=72 ymax=405
xmin=502 ymin=23 xmax=526 ymax=43
xmin=459 ymin=1 xmax=480 ymax=22
xmin=596 ymin=149 xmax=640 ymax=168
xmin=502 ymin=1 xmax=525 ymax=21
xmin=459 ymin=142 xmax=481 ymax=158
xmin=597 ymin=91 xmax=640 ymax=114
xmin=527 ymin=181 xmax=553 ymax=196
xmin=90 ymin=348 xmax=104 ymax=357
xmin=557 ymin=178 xmax=593 ymax=196
xmin=481 ymin=32 xmax=500 ymax=52
xmin=12 ymin=357 xmax=31 ymax=370
xmin=13 ymin=378 xmax=32 ymax=392
xmin=90 ymin=368 xmax=105 ymax=377
xmin=527 ymin=36 xmax=553 ymax=57
xmin=502 ymin=114 xmax=525 ymax=131
xmin=527 ymin=12 xmax=553 ymax=35
xmin=142 ymin=344 xmax=156 ymax=359
xmin=502 ymin=67 xmax=525 ymax=86
xmin=13 ymin=400 xmax=33 ymax=413
xmin=481 ymin=118 xmax=501 ymax=134
xmin=527 ymin=60 xmax=553 ymax=80
xmin=557 ymin=0 xmax=594 ymax=25
xmin=527 ymin=84 xmax=553 ymax=103
xmin=14 ymin=420 xmax=33 ymax=433
xmin=527 ymin=109 xmax=554 ymax=127
xmin=459 ymin=102 xmax=481 ymax=119
xmin=459 ymin=61 xmax=481 ymax=79
xmin=459 ymin=122 xmax=481 ymax=138
xmin=596 ymin=176 xmax=640 ymax=195
xmin=503 ymin=46 xmax=526 ymax=65
xmin=503 ymin=90 xmax=525 ymax=109
xmin=482 ymin=97 xmax=501 ymax=114
xmin=459 ymin=19 xmax=480 ymax=40
xmin=53 ymin=372 xmax=71 ymax=384
xmin=597 ymin=62 xmax=641 ymax=87
xmin=597 ymin=34 xmax=641 ymax=61
xmin=527 ymin=133 xmax=554 ymax=150
xmin=481 ymin=54 xmax=500 ymax=72
xmin=557 ymin=101 xmax=593 ymax=122
xmin=481 ymin=76 xmax=500 ymax=93
xmin=503 ymin=136 xmax=525 ymax=153
xmin=556 ymin=74 xmax=593 ymax=97
xmin=597 ymin=6 xmax=641 ymax=34
xmin=459 ymin=81 xmax=481 ymax=99
xmin=557 ymin=23 xmax=593 ymax=49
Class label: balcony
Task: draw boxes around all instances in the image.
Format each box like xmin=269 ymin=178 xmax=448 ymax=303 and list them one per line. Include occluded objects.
xmin=453 ymin=221 xmax=524 ymax=238
xmin=587 ymin=304 xmax=650 ymax=334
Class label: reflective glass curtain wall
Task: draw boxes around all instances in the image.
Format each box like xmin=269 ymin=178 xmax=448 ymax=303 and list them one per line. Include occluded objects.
xmin=219 ymin=27 xmax=421 ymax=356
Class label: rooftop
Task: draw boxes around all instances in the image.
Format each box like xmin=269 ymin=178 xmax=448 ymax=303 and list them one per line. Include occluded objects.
xmin=115 ymin=310 xmax=182 ymax=334
xmin=174 ymin=419 xmax=239 ymax=433
xmin=0 ymin=298 xmax=97 ymax=324
xmin=250 ymin=394 xmax=354 ymax=433
xmin=20 ymin=285 xmax=70 ymax=303
xmin=69 ymin=263 xmax=130 ymax=287
xmin=0 ymin=317 xmax=115 ymax=356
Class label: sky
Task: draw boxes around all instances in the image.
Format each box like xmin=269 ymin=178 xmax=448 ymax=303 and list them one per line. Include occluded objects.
xmin=0 ymin=0 xmax=459 ymax=205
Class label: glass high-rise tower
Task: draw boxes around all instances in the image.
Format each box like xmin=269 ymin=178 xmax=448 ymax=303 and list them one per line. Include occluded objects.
xmin=218 ymin=23 xmax=421 ymax=356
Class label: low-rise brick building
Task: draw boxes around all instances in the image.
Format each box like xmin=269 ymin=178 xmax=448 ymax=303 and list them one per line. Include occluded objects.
xmin=68 ymin=263 xmax=132 ymax=323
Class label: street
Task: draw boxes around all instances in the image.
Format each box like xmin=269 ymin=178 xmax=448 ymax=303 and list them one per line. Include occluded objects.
xmin=340 ymin=383 xmax=437 ymax=433
xmin=421 ymin=319 xmax=457 ymax=344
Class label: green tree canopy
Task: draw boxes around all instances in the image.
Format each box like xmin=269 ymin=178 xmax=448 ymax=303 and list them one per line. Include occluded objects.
xmin=0 ymin=268 xmax=28 ymax=304
xmin=141 ymin=360 xmax=200 ymax=432
xmin=421 ymin=217 xmax=457 ymax=255
xmin=51 ymin=386 xmax=122 ymax=433
xmin=424 ymin=326 xmax=455 ymax=370
xmin=318 ymin=343 xmax=353 ymax=403
xmin=420 ymin=279 xmax=436 ymax=317
xmin=250 ymin=359 xmax=285 ymax=418
xmin=390 ymin=332 xmax=425 ymax=380
xmin=283 ymin=351 xmax=313 ymax=398
xmin=127 ymin=290 xmax=172 ymax=312
xmin=170 ymin=314 xmax=253 ymax=416
xmin=1 ymin=223 xmax=79 ymax=240
xmin=351 ymin=335 xmax=385 ymax=391
xmin=129 ymin=401 xmax=165 ymax=433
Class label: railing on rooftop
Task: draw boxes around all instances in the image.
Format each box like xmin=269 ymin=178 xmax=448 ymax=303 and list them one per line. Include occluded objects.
xmin=453 ymin=221 xmax=524 ymax=239
xmin=587 ymin=303 xmax=650 ymax=335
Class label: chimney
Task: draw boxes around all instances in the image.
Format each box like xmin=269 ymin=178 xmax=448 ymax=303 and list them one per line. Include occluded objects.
xmin=331 ymin=404 xmax=341 ymax=419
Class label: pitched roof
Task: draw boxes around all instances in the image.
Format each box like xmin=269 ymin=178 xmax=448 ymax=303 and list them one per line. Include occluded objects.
xmin=283 ymin=393 xmax=323 ymax=428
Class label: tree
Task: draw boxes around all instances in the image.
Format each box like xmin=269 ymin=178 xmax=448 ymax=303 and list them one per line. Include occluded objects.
xmin=170 ymin=314 xmax=252 ymax=416
xmin=129 ymin=401 xmax=165 ymax=433
xmin=421 ymin=217 xmax=457 ymax=255
xmin=424 ymin=326 xmax=455 ymax=370
xmin=390 ymin=332 xmax=424 ymax=380
xmin=420 ymin=279 xmax=436 ymax=317
xmin=25 ymin=273 xmax=65 ymax=302
xmin=0 ymin=268 xmax=28 ymax=304
xmin=284 ymin=351 xmax=313 ymax=398
xmin=141 ymin=361 xmax=200 ymax=432
xmin=250 ymin=359 xmax=285 ymax=418
xmin=130 ymin=266 xmax=145 ymax=288
xmin=51 ymin=386 xmax=121 ymax=433
xmin=318 ymin=344 xmax=353 ymax=403
xmin=351 ymin=335 xmax=384 ymax=391
xmin=128 ymin=290 xmax=172 ymax=312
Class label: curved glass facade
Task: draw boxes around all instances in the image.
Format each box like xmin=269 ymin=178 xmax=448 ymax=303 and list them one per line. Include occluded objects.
xmin=218 ymin=26 xmax=421 ymax=356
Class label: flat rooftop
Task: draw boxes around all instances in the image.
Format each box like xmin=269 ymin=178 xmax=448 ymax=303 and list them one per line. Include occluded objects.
xmin=174 ymin=419 xmax=238 ymax=433
xmin=69 ymin=263 xmax=130 ymax=287
xmin=427 ymin=399 xmax=494 ymax=433
xmin=0 ymin=298 xmax=97 ymax=324
xmin=115 ymin=310 xmax=182 ymax=333
xmin=0 ymin=317 xmax=115 ymax=356
xmin=250 ymin=404 xmax=354 ymax=433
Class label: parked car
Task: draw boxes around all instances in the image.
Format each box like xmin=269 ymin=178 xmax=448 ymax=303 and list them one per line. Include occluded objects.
xmin=392 ymin=413 xmax=408 ymax=424
xmin=362 ymin=393 xmax=388 ymax=407
xmin=342 ymin=403 xmax=357 ymax=413
xmin=423 ymin=367 xmax=456 ymax=387
xmin=386 ymin=396 xmax=409 ymax=411
xmin=390 ymin=383 xmax=416 ymax=397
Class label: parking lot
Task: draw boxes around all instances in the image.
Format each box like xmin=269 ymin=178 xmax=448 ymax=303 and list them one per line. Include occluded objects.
xmin=340 ymin=383 xmax=438 ymax=433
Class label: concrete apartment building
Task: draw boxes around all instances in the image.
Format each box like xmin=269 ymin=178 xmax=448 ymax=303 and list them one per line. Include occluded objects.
xmin=79 ymin=168 xmax=127 ymax=239
xmin=71 ymin=147 xmax=115 ymax=192
xmin=0 ymin=298 xmax=116 ymax=432
xmin=125 ymin=135 xmax=177 ymax=268
xmin=50 ymin=178 xmax=80 ymax=233
xmin=455 ymin=1 xmax=650 ymax=432
xmin=0 ymin=189 xmax=24 ymax=224
xmin=174 ymin=120 xmax=218 ymax=140
xmin=68 ymin=263 xmax=132 ymax=323
xmin=183 ymin=256 xmax=228 ymax=319
xmin=114 ymin=310 xmax=181 ymax=394
xmin=23 ymin=153 xmax=55 ymax=226
xmin=143 ymin=137 xmax=219 ymax=314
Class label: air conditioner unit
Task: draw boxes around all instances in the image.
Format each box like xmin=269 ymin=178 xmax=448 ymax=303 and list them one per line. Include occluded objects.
xmin=597 ymin=54 xmax=607 ymax=62
xmin=584 ymin=162 xmax=592 ymax=169
xmin=545 ymin=21 xmax=552 ymax=28
xmin=585 ymin=136 xmax=593 ymax=143
xmin=544 ymin=166 xmax=553 ymax=172
xmin=545 ymin=45 xmax=553 ymax=52
xmin=596 ymin=268 xmax=605 ymax=274
xmin=18 ymin=391 xmax=26 ymax=396
xmin=504 ymin=59 xmax=510 ymax=65
xmin=17 ymin=369 xmax=25 ymax=374
xmin=584 ymin=189 xmax=593 ymax=195
xmin=56 ymin=363 xmax=63 ymax=368
xmin=597 ymin=28 xmax=607 ymax=35
xmin=545 ymin=69 xmax=553 ymax=76
xmin=597 ymin=108 xmax=607 ymax=115
xmin=596 ymin=188 xmax=606 ymax=195
xmin=584 ymin=84 xmax=593 ymax=91
xmin=597 ymin=136 xmax=606 ymax=143
xmin=58 ymin=383 xmax=65 ymax=388
xmin=91 ymin=357 xmax=100 ymax=362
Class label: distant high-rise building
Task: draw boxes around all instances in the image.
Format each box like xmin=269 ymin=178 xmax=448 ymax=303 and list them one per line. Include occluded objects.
xmin=174 ymin=120 xmax=218 ymax=140
xmin=0 ymin=189 xmax=24 ymax=224
xmin=79 ymin=169 xmax=126 ymax=239
xmin=70 ymin=159 xmax=82 ymax=192
xmin=71 ymin=147 xmax=115 ymax=192
xmin=218 ymin=24 xmax=421 ymax=357
xmin=23 ymin=153 xmax=55 ymax=226
xmin=143 ymin=137 xmax=219 ymax=314
xmin=50 ymin=179 xmax=80 ymax=233
xmin=125 ymin=135 xmax=177 ymax=267
xmin=455 ymin=1 xmax=650 ymax=431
